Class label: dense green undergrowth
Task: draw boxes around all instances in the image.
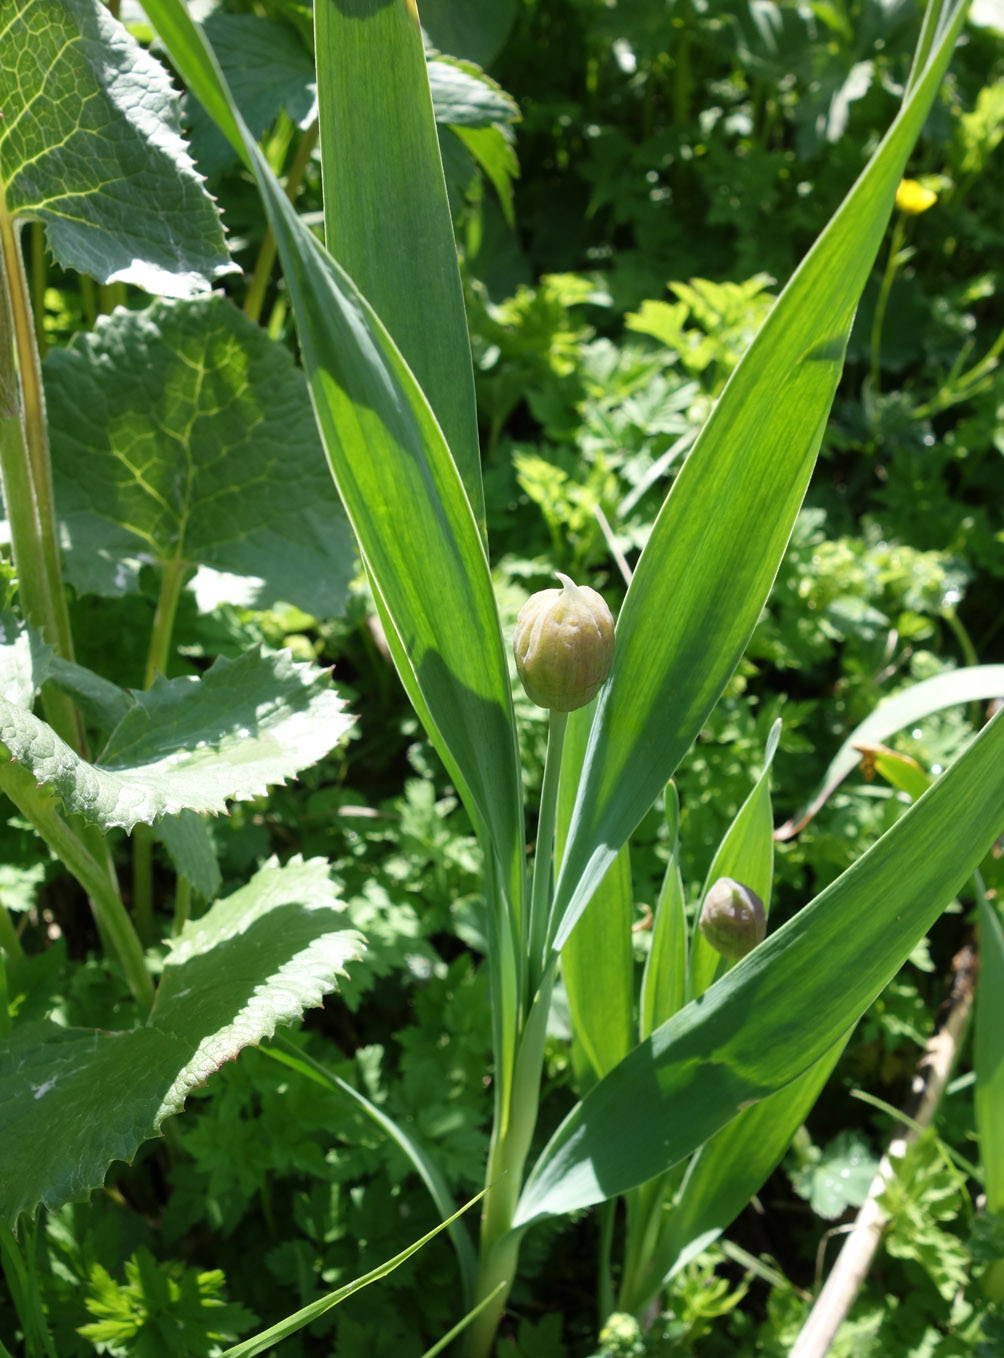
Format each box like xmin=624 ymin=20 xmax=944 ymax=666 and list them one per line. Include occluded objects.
xmin=1 ymin=1 xmax=1003 ymax=1355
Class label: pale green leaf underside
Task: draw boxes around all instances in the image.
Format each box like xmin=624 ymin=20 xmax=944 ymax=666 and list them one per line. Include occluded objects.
xmin=45 ymin=296 xmax=355 ymax=617
xmin=514 ymin=707 xmax=1004 ymax=1226
xmin=428 ymin=56 xmax=519 ymax=127
xmin=0 ymin=857 xmax=364 ymax=1226
xmin=0 ymin=0 xmax=232 ymax=294
xmin=0 ymin=647 xmax=353 ymax=831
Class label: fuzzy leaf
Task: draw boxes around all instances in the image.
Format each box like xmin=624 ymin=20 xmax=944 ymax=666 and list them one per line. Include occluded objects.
xmin=45 ymin=296 xmax=355 ymax=616
xmin=0 ymin=857 xmax=364 ymax=1226
xmin=0 ymin=0 xmax=232 ymax=294
xmin=0 ymin=647 xmax=353 ymax=832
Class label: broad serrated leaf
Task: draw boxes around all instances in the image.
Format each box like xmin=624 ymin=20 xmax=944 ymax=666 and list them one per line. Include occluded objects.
xmin=0 ymin=647 xmax=353 ymax=831
xmin=0 ymin=0 xmax=232 ymax=294
xmin=0 ymin=856 xmax=364 ymax=1226
xmin=45 ymin=296 xmax=355 ymax=615
xmin=419 ymin=0 xmax=517 ymax=66
xmin=428 ymin=56 xmax=519 ymax=128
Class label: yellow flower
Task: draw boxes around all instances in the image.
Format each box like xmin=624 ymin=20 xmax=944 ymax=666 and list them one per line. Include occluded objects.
xmin=895 ymin=179 xmax=938 ymax=215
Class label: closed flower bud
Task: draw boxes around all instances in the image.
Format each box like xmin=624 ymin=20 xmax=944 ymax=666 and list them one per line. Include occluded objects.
xmin=699 ymin=877 xmax=766 ymax=960
xmin=513 ymin=573 xmax=615 ymax=712
xmin=894 ymin=178 xmax=937 ymax=215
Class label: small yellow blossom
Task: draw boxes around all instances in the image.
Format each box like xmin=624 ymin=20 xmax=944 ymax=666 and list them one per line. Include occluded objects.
xmin=895 ymin=179 xmax=938 ymax=215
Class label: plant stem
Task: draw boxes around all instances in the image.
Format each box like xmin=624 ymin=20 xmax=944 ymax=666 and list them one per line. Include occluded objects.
xmin=527 ymin=709 xmax=567 ymax=994
xmin=466 ymin=966 xmax=555 ymax=1358
xmin=132 ymin=556 xmax=190 ymax=943
xmin=0 ymin=1219 xmax=56 ymax=1358
xmin=869 ymin=214 xmax=906 ymax=399
xmin=0 ymin=203 xmax=83 ymax=753
xmin=172 ymin=875 xmax=192 ymax=936
xmin=0 ymin=946 xmax=10 ymax=1039
xmin=0 ymin=898 xmax=23 ymax=966
xmin=0 ymin=759 xmax=153 ymax=1009
xmin=245 ymin=121 xmax=319 ymax=325
xmin=29 ymin=222 xmax=47 ymax=359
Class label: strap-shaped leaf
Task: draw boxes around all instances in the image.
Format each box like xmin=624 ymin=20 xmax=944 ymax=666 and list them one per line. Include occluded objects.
xmin=0 ymin=647 xmax=353 ymax=831
xmin=45 ymin=296 xmax=355 ymax=617
xmin=550 ymin=1 xmax=970 ymax=949
xmin=315 ymin=0 xmax=485 ymax=531
xmin=0 ymin=856 xmax=363 ymax=1227
xmin=514 ymin=706 xmax=1004 ymax=1227
xmin=976 ymin=890 xmax=1004 ymax=1214
xmin=777 ymin=664 xmax=1004 ymax=838
xmin=0 ymin=0 xmax=232 ymax=294
xmin=139 ymin=0 xmax=526 ymax=920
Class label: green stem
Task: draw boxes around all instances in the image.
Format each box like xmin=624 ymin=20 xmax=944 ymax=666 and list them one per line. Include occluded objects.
xmin=0 ymin=759 xmax=153 ymax=1009
xmin=29 ymin=222 xmax=46 ymax=360
xmin=0 ymin=202 xmax=83 ymax=754
xmin=172 ymin=876 xmax=192 ymax=936
xmin=596 ymin=1198 xmax=616 ymax=1326
xmin=245 ymin=121 xmax=319 ymax=325
xmin=528 ymin=709 xmax=567 ymax=995
xmin=132 ymin=557 xmax=190 ymax=944
xmin=0 ymin=1220 xmax=56 ymax=1358
xmin=869 ymin=215 xmax=906 ymax=400
xmin=466 ymin=967 xmax=555 ymax=1358
xmin=0 ymin=946 xmax=10 ymax=1039
xmin=0 ymin=898 xmax=23 ymax=966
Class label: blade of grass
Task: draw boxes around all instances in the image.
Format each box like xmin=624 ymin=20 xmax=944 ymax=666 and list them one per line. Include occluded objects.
xmin=218 ymin=1190 xmax=485 ymax=1357
xmin=262 ymin=1035 xmax=477 ymax=1303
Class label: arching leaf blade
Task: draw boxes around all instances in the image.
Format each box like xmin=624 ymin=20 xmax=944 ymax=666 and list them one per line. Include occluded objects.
xmin=515 ymin=706 xmax=1004 ymax=1227
xmin=551 ymin=3 xmax=969 ymax=948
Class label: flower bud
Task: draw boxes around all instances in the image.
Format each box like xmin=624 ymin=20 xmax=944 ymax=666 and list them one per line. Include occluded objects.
xmin=699 ymin=877 xmax=766 ymax=960
xmin=895 ymin=178 xmax=937 ymax=215
xmin=513 ymin=573 xmax=615 ymax=712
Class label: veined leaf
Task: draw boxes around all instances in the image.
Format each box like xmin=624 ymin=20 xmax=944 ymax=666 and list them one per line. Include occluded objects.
xmin=45 ymin=296 xmax=355 ymax=617
xmin=139 ymin=0 xmax=526 ymax=923
xmin=513 ymin=706 xmax=1004 ymax=1227
xmin=551 ymin=2 xmax=971 ymax=949
xmin=0 ymin=0 xmax=232 ymax=294
xmin=0 ymin=857 xmax=364 ymax=1227
xmin=154 ymin=810 xmax=221 ymax=901
xmin=0 ymin=647 xmax=353 ymax=831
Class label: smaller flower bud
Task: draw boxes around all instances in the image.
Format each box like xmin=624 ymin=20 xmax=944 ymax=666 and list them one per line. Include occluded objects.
xmin=513 ymin=573 xmax=615 ymax=712
xmin=699 ymin=877 xmax=766 ymax=960
xmin=895 ymin=178 xmax=937 ymax=215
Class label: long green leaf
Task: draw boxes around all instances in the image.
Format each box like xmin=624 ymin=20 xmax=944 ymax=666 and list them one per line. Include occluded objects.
xmin=976 ymin=887 xmax=1004 ymax=1214
xmin=643 ymin=1035 xmax=847 ymax=1308
xmin=314 ymin=0 xmax=484 ymax=532
xmin=551 ymin=2 xmax=969 ymax=949
xmin=558 ymin=703 xmax=634 ymax=1083
xmin=776 ymin=664 xmax=1004 ymax=838
xmin=218 ymin=1191 xmax=484 ymax=1358
xmin=263 ymin=1036 xmax=477 ymax=1304
xmin=139 ymin=0 xmax=525 ymax=923
xmin=513 ymin=706 xmax=1004 ymax=1227
xmin=639 ymin=785 xmax=688 ymax=1040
